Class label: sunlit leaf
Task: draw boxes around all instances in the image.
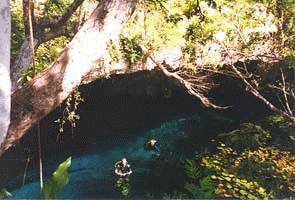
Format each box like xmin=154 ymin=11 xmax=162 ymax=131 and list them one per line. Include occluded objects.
xmin=0 ymin=188 xmax=12 ymax=200
xmin=41 ymin=157 xmax=71 ymax=199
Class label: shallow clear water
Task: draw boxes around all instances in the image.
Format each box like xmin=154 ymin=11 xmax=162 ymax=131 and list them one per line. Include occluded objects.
xmin=8 ymin=111 xmax=227 ymax=199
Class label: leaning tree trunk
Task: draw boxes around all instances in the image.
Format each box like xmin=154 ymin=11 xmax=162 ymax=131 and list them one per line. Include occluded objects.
xmin=0 ymin=0 xmax=138 ymax=155
xmin=0 ymin=0 xmax=11 ymax=147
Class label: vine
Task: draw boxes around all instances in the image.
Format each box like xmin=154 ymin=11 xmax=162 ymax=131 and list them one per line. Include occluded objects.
xmin=55 ymin=88 xmax=84 ymax=141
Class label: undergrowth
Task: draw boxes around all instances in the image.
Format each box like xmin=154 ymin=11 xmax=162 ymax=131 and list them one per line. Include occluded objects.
xmin=143 ymin=117 xmax=295 ymax=199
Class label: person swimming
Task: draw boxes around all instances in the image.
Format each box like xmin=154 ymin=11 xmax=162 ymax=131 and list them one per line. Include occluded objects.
xmin=144 ymin=139 xmax=161 ymax=154
xmin=114 ymin=158 xmax=133 ymax=177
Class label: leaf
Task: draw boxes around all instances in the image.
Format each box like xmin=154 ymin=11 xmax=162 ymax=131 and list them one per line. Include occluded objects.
xmin=0 ymin=188 xmax=12 ymax=200
xmin=239 ymin=189 xmax=248 ymax=196
xmin=257 ymin=187 xmax=265 ymax=194
xmin=41 ymin=157 xmax=71 ymax=199
xmin=211 ymin=175 xmax=217 ymax=179
xmin=247 ymin=193 xmax=258 ymax=200
xmin=222 ymin=172 xmax=229 ymax=177
xmin=26 ymin=76 xmax=32 ymax=81
xmin=289 ymin=135 xmax=295 ymax=142
xmin=185 ymin=183 xmax=200 ymax=198
xmin=184 ymin=159 xmax=201 ymax=179
xmin=49 ymin=0 xmax=62 ymax=8
xmin=244 ymin=182 xmax=252 ymax=189
xmin=224 ymin=176 xmax=231 ymax=182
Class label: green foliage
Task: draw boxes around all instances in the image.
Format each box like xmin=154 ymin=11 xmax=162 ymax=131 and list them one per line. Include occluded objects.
xmin=198 ymin=122 xmax=295 ymax=198
xmin=284 ymin=55 xmax=295 ymax=69
xmin=145 ymin=192 xmax=154 ymax=199
xmin=237 ymin=147 xmax=295 ymax=195
xmin=115 ymin=178 xmax=130 ymax=198
xmin=266 ymin=114 xmax=294 ymax=131
xmin=202 ymin=144 xmax=273 ymax=199
xmin=124 ymin=0 xmax=291 ymax=70
xmin=41 ymin=157 xmax=71 ymax=199
xmin=184 ymin=159 xmax=201 ymax=180
xmin=107 ymin=40 xmax=122 ymax=64
xmin=44 ymin=0 xmax=72 ymax=17
xmin=162 ymin=191 xmax=187 ymax=199
xmin=35 ymin=37 xmax=69 ymax=71
xmin=183 ymin=156 xmax=216 ymax=199
xmin=218 ymin=123 xmax=271 ymax=152
xmin=144 ymin=120 xmax=294 ymax=199
xmin=202 ymin=141 xmax=295 ymax=198
xmin=122 ymin=2 xmax=187 ymax=50
xmin=210 ymin=171 xmax=270 ymax=199
xmin=20 ymin=36 xmax=69 ymax=82
xmin=11 ymin=0 xmax=25 ymax=60
xmin=165 ymin=13 xmax=182 ymax=24
xmin=265 ymin=114 xmax=295 ymax=151
xmin=185 ymin=176 xmax=215 ymax=199
xmin=0 ymin=188 xmax=12 ymax=200
xmin=11 ymin=0 xmax=78 ymax=82
xmin=120 ymin=36 xmax=145 ymax=67
xmin=139 ymin=153 xmax=187 ymax=197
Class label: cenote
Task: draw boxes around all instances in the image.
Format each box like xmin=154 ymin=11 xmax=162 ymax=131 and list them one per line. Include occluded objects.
xmin=0 ymin=71 xmax=270 ymax=199
xmin=2 ymin=0 xmax=294 ymax=198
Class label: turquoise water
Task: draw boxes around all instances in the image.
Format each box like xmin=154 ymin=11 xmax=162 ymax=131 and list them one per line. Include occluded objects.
xmin=8 ymin=111 xmax=229 ymax=199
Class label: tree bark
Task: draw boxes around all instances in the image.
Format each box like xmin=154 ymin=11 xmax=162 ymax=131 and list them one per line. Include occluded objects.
xmin=0 ymin=0 xmax=138 ymax=155
xmin=11 ymin=38 xmax=38 ymax=91
xmin=0 ymin=0 xmax=11 ymax=146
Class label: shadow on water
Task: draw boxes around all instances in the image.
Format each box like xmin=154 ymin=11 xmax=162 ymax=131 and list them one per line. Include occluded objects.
xmin=0 ymin=71 xmax=269 ymax=199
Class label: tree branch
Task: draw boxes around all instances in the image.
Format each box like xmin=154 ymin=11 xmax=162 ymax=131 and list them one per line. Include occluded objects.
xmin=39 ymin=26 xmax=68 ymax=44
xmin=280 ymin=68 xmax=293 ymax=115
xmin=221 ymin=44 xmax=295 ymax=123
xmin=149 ymin=56 xmax=228 ymax=109
xmin=229 ymin=62 xmax=295 ymax=123
xmin=38 ymin=0 xmax=85 ymax=29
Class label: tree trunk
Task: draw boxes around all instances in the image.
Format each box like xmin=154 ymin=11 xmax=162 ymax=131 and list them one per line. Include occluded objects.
xmin=11 ymin=38 xmax=38 ymax=91
xmin=0 ymin=0 xmax=11 ymax=146
xmin=11 ymin=0 xmax=38 ymax=91
xmin=0 ymin=0 xmax=138 ymax=155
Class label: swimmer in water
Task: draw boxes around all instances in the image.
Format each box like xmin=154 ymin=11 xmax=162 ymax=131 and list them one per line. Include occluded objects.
xmin=114 ymin=158 xmax=132 ymax=177
xmin=144 ymin=139 xmax=161 ymax=154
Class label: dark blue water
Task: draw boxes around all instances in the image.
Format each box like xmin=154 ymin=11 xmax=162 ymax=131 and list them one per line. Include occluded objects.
xmin=8 ymin=110 xmax=232 ymax=199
